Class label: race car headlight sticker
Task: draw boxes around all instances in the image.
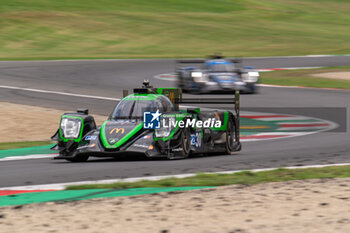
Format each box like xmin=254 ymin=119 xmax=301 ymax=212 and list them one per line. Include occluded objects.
xmin=155 ymin=116 xmax=176 ymax=138
xmin=191 ymin=72 xmax=208 ymax=83
xmin=60 ymin=117 xmax=82 ymax=138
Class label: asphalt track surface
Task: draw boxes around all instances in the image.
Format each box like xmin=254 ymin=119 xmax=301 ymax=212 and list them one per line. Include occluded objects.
xmin=0 ymin=56 xmax=349 ymax=188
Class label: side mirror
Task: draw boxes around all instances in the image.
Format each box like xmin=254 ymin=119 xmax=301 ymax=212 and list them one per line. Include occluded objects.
xmin=123 ymin=90 xmax=129 ymax=98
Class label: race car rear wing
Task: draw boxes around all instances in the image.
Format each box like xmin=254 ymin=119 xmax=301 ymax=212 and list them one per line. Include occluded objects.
xmin=175 ymin=58 xmax=243 ymax=71
xmin=176 ymin=59 xmax=205 ymax=64
xmin=155 ymin=87 xmax=240 ymax=123
xmin=175 ymin=58 xmax=242 ymax=64
xmin=176 ymin=90 xmax=240 ymax=136
xmin=124 ymin=82 xmax=240 ymax=133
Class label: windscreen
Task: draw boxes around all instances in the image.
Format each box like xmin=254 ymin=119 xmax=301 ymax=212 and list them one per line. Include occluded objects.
xmin=111 ymin=97 xmax=175 ymax=120
xmin=209 ymin=63 xmax=235 ymax=72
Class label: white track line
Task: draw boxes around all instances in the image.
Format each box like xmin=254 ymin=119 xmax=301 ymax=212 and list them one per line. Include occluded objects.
xmin=277 ymin=126 xmax=330 ymax=131
xmin=0 ymin=54 xmax=348 ymax=64
xmin=258 ymin=83 xmax=350 ymax=91
xmin=258 ymin=66 xmax=322 ymax=72
xmin=2 ymin=162 xmax=350 ymax=190
xmin=0 ymin=85 xmax=121 ymax=101
xmin=0 ymin=54 xmax=346 ymax=62
xmin=246 ymin=54 xmax=350 ymax=59
xmin=0 ymin=154 xmax=55 ymax=161
xmin=245 ymin=116 xmax=312 ymax=121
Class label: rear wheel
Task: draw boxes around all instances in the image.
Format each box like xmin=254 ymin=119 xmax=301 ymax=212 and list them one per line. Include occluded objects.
xmin=178 ymin=74 xmax=188 ymax=93
xmin=180 ymin=128 xmax=191 ymax=158
xmin=225 ymin=117 xmax=236 ymax=155
xmin=178 ymin=75 xmax=184 ymax=88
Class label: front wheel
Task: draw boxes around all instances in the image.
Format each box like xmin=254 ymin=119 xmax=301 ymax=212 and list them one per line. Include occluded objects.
xmin=62 ymin=152 xmax=89 ymax=162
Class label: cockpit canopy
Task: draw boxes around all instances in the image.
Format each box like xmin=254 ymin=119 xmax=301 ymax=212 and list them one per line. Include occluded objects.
xmin=206 ymin=59 xmax=235 ymax=72
xmin=111 ymin=95 xmax=175 ymax=120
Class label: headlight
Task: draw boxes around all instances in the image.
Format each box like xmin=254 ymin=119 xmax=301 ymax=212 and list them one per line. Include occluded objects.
xmin=155 ymin=116 xmax=176 ymax=138
xmin=60 ymin=117 xmax=82 ymax=138
xmin=244 ymin=71 xmax=260 ymax=82
xmin=191 ymin=72 xmax=208 ymax=83
xmin=248 ymin=71 xmax=259 ymax=77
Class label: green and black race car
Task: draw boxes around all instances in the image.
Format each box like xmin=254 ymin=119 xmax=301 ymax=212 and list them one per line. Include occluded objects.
xmin=51 ymin=81 xmax=241 ymax=162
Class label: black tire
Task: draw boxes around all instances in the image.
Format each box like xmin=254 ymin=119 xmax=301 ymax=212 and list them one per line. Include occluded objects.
xmin=182 ymin=84 xmax=189 ymax=93
xmin=178 ymin=75 xmax=184 ymax=88
xmin=178 ymin=74 xmax=188 ymax=93
xmin=62 ymin=152 xmax=89 ymax=162
xmin=182 ymin=78 xmax=189 ymax=93
xmin=225 ymin=117 xmax=236 ymax=155
xmin=180 ymin=128 xmax=191 ymax=158
xmin=245 ymin=83 xmax=257 ymax=94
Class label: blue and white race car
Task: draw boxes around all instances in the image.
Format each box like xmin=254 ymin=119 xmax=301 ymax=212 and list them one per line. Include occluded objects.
xmin=176 ymin=56 xmax=259 ymax=94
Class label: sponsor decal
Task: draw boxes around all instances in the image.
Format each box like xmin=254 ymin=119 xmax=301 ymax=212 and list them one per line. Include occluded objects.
xmin=110 ymin=128 xmax=125 ymax=134
xmin=85 ymin=135 xmax=97 ymax=140
xmin=109 ymin=138 xmax=117 ymax=144
xmin=134 ymin=144 xmax=150 ymax=149
xmin=142 ymin=135 xmax=152 ymax=139
xmin=143 ymin=110 xmax=162 ymax=129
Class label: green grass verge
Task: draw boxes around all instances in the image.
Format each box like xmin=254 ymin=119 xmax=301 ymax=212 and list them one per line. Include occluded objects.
xmin=1 ymin=0 xmax=350 ymax=59
xmin=66 ymin=165 xmax=350 ymax=190
xmin=0 ymin=141 xmax=53 ymax=150
xmin=260 ymin=66 xmax=350 ymax=89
